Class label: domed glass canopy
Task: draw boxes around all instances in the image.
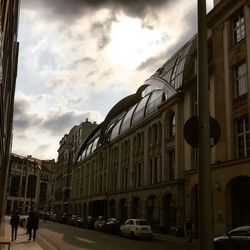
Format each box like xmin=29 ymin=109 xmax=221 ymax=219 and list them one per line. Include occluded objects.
xmin=75 ymin=37 xmax=195 ymax=164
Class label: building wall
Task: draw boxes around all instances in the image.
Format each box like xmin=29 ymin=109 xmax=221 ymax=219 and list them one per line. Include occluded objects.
xmin=5 ymin=154 xmax=55 ymax=215
xmin=71 ymin=96 xmax=186 ymax=232
xmin=69 ymin=0 xmax=250 ymax=236
xmin=54 ymin=119 xmax=98 ymax=213
xmin=0 ymin=0 xmax=20 ymax=219
xmin=185 ymin=0 xmax=250 ymax=236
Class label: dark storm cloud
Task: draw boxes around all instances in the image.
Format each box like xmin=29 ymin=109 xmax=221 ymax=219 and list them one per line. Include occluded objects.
xmin=13 ymin=98 xmax=44 ymax=130
xmin=91 ymin=21 xmax=113 ymax=50
xmin=42 ymin=110 xmax=85 ymax=135
xmin=22 ymin=0 xmax=176 ymax=21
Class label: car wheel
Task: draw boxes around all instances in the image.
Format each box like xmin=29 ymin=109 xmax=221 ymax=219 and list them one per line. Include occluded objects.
xmin=214 ymin=242 xmax=225 ymax=250
xmin=130 ymin=231 xmax=136 ymax=240
xmin=119 ymin=230 xmax=123 ymax=237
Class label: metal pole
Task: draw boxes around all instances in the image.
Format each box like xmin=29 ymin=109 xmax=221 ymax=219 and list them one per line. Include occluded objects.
xmin=197 ymin=0 xmax=213 ymax=249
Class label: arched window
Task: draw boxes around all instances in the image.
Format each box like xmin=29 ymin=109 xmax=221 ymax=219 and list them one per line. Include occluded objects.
xmin=169 ymin=113 xmax=176 ymax=137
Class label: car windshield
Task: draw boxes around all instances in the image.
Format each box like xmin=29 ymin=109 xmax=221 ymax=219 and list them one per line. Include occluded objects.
xmin=136 ymin=220 xmax=149 ymax=225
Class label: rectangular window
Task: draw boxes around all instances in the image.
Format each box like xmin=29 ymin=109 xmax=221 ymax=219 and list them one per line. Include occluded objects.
xmin=138 ymin=163 xmax=141 ymax=187
xmin=125 ymin=168 xmax=128 ymax=189
xmin=168 ymin=150 xmax=175 ymax=180
xmin=154 ymin=157 xmax=158 ymax=184
xmin=236 ymin=116 xmax=250 ymax=157
xmin=232 ymin=12 xmax=245 ymax=44
xmin=234 ymin=61 xmax=248 ymax=97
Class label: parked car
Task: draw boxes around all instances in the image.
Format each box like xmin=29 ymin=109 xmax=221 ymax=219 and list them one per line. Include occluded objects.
xmin=57 ymin=213 xmax=71 ymax=223
xmin=67 ymin=214 xmax=77 ymax=225
xmin=50 ymin=213 xmax=57 ymax=222
xmin=102 ymin=218 xmax=121 ymax=234
xmin=214 ymin=225 xmax=250 ymax=250
xmin=120 ymin=219 xmax=153 ymax=239
xmin=94 ymin=216 xmax=107 ymax=231
xmin=81 ymin=216 xmax=95 ymax=229
xmin=75 ymin=216 xmax=84 ymax=227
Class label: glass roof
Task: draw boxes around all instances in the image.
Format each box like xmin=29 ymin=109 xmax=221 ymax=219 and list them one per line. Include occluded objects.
xmin=120 ymin=104 xmax=137 ymax=133
xmin=75 ymin=37 xmax=195 ymax=164
xmin=110 ymin=118 xmax=123 ymax=141
xmin=132 ymin=95 xmax=150 ymax=126
xmin=151 ymin=38 xmax=193 ymax=89
xmin=146 ymin=90 xmax=165 ymax=116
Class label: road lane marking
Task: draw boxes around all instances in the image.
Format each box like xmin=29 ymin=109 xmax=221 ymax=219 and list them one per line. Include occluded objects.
xmin=76 ymin=237 xmax=96 ymax=244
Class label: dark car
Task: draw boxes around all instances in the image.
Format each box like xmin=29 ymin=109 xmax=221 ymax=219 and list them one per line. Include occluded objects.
xmin=102 ymin=218 xmax=121 ymax=234
xmin=75 ymin=216 xmax=84 ymax=227
xmin=57 ymin=213 xmax=71 ymax=223
xmin=94 ymin=216 xmax=107 ymax=231
xmin=81 ymin=216 xmax=95 ymax=229
xmin=67 ymin=214 xmax=77 ymax=225
xmin=214 ymin=225 xmax=250 ymax=250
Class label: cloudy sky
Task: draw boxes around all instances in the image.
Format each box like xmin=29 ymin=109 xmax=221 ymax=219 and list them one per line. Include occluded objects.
xmin=12 ymin=0 xmax=214 ymax=160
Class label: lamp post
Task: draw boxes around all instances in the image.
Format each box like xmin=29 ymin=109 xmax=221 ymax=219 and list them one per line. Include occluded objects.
xmin=197 ymin=0 xmax=213 ymax=249
xmin=29 ymin=159 xmax=37 ymax=212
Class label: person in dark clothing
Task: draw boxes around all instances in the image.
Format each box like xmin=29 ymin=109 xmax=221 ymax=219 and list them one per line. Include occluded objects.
xmin=26 ymin=211 xmax=39 ymax=241
xmin=10 ymin=211 xmax=20 ymax=241
xmin=185 ymin=217 xmax=193 ymax=243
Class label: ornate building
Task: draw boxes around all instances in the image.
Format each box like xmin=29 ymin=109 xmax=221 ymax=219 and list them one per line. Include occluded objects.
xmin=54 ymin=119 xmax=98 ymax=213
xmin=0 ymin=0 xmax=20 ymax=218
xmin=71 ymin=0 xmax=250 ymax=236
xmin=5 ymin=154 xmax=55 ymax=214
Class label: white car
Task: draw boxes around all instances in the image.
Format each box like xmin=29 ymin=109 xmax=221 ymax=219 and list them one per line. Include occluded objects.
xmin=120 ymin=219 xmax=153 ymax=239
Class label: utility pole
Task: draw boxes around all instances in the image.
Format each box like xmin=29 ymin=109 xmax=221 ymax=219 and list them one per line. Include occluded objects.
xmin=197 ymin=0 xmax=213 ymax=249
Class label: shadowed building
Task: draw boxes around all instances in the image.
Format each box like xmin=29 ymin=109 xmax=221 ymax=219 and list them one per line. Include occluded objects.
xmin=54 ymin=119 xmax=98 ymax=213
xmin=0 ymin=0 xmax=20 ymax=219
xmin=70 ymin=0 xmax=250 ymax=236
xmin=5 ymin=154 xmax=55 ymax=214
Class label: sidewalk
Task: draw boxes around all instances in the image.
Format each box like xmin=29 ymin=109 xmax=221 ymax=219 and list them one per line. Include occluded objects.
xmin=154 ymin=232 xmax=199 ymax=247
xmin=0 ymin=216 xmax=43 ymax=250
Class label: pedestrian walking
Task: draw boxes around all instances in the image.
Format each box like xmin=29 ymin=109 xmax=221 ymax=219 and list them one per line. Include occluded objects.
xmin=27 ymin=211 xmax=39 ymax=241
xmin=185 ymin=217 xmax=193 ymax=243
xmin=10 ymin=211 xmax=20 ymax=241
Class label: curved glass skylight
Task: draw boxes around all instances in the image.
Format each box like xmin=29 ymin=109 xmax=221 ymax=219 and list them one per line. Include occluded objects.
xmin=91 ymin=137 xmax=99 ymax=153
xmin=146 ymin=90 xmax=164 ymax=116
xmin=132 ymin=95 xmax=150 ymax=126
xmin=110 ymin=118 xmax=123 ymax=141
xmin=85 ymin=142 xmax=93 ymax=157
xmin=152 ymin=38 xmax=194 ymax=89
xmin=75 ymin=37 xmax=195 ymax=164
xmin=120 ymin=104 xmax=137 ymax=133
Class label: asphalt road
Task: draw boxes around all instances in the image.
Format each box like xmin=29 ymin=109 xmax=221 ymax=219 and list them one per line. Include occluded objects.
xmin=36 ymin=220 xmax=198 ymax=250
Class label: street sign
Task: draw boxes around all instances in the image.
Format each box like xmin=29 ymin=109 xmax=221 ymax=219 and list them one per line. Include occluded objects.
xmin=183 ymin=115 xmax=221 ymax=148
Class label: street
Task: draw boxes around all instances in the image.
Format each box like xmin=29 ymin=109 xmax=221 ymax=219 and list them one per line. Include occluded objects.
xmin=36 ymin=221 xmax=198 ymax=250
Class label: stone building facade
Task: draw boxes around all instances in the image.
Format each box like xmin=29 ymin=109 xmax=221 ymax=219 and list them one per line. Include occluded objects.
xmin=54 ymin=119 xmax=98 ymax=213
xmin=0 ymin=0 xmax=20 ymax=218
xmin=185 ymin=0 xmax=250 ymax=237
xmin=70 ymin=0 xmax=250 ymax=236
xmin=5 ymin=154 xmax=55 ymax=214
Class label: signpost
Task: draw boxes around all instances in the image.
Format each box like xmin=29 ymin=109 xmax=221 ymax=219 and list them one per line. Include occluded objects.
xmin=197 ymin=1 xmax=214 ymax=249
